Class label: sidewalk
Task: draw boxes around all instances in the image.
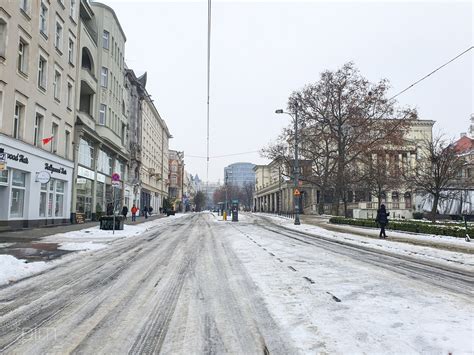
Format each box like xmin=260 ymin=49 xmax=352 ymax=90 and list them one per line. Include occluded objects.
xmin=0 ymin=214 xmax=165 ymax=243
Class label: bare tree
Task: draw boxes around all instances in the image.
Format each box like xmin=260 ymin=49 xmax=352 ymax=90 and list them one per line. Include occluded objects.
xmin=287 ymin=62 xmax=415 ymax=215
xmin=361 ymin=152 xmax=401 ymax=208
xmin=241 ymin=182 xmax=255 ymax=210
xmin=193 ymin=191 xmax=206 ymax=212
xmin=406 ymin=136 xmax=466 ymax=222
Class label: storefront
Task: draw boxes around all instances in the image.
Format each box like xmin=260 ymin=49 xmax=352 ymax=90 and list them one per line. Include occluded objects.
xmin=0 ymin=135 xmax=73 ymax=229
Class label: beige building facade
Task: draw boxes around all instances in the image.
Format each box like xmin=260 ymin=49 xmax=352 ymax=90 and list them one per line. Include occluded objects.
xmin=0 ymin=0 xmax=79 ymax=228
xmin=71 ymin=0 xmax=129 ymax=221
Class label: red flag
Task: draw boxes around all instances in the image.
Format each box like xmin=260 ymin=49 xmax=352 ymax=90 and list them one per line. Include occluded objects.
xmin=42 ymin=136 xmax=53 ymax=145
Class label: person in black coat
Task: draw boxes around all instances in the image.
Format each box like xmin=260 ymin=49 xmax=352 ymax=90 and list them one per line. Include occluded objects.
xmin=376 ymin=204 xmax=390 ymax=238
xmin=122 ymin=205 xmax=128 ymax=220
xmin=143 ymin=206 xmax=148 ymax=219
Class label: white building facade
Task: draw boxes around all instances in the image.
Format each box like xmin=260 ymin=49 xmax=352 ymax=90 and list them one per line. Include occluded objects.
xmin=0 ymin=0 xmax=79 ymax=228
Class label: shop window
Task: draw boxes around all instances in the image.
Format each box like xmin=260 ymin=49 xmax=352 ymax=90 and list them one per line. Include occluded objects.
xmin=39 ymin=183 xmax=47 ymax=217
xmin=0 ymin=170 xmax=8 ymax=185
xmin=48 ymin=180 xmax=54 ymax=217
xmin=55 ymin=181 xmax=64 ymax=217
xmin=10 ymin=170 xmax=26 ymax=217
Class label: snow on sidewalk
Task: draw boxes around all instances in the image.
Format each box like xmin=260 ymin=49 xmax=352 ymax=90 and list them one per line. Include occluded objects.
xmin=258 ymin=213 xmax=474 ymax=270
xmin=0 ymin=214 xmax=188 ymax=286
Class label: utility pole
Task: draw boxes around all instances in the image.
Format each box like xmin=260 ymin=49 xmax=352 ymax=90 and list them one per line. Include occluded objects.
xmin=293 ymin=108 xmax=301 ymax=225
xmin=275 ymin=107 xmax=301 ymax=225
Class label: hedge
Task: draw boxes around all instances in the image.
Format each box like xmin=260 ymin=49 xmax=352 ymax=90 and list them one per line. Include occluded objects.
xmin=329 ymin=217 xmax=473 ymax=238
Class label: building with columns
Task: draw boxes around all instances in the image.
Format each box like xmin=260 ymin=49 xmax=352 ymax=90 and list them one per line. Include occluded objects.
xmin=254 ymin=119 xmax=435 ymax=218
xmin=71 ymin=0 xmax=129 ymax=221
xmin=0 ymin=0 xmax=79 ymax=228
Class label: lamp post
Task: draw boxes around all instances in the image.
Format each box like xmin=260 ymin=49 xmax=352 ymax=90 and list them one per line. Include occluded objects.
xmin=275 ymin=108 xmax=301 ymax=225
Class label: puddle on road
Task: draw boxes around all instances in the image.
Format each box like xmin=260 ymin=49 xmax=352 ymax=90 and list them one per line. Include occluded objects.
xmin=0 ymin=242 xmax=71 ymax=262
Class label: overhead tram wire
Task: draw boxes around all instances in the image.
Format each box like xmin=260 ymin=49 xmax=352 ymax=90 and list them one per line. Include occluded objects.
xmin=388 ymin=46 xmax=473 ymax=101
xmin=186 ymin=150 xmax=261 ymax=159
xmin=206 ymin=0 xmax=212 ymax=195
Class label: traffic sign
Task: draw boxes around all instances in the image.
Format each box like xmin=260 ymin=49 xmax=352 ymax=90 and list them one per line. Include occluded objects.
xmin=112 ymin=173 xmax=120 ymax=182
xmin=111 ymin=180 xmax=121 ymax=187
xmin=293 ymin=189 xmax=301 ymax=196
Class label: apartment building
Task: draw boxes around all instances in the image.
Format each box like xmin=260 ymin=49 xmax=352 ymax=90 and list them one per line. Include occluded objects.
xmin=0 ymin=0 xmax=79 ymax=228
xmin=168 ymin=150 xmax=184 ymax=211
xmin=70 ymin=0 xmax=129 ymax=221
xmin=126 ymin=70 xmax=171 ymax=215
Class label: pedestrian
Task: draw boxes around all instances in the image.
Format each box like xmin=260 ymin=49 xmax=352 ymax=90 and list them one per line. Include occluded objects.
xmin=122 ymin=205 xmax=128 ymax=220
xmin=144 ymin=206 xmax=149 ymax=219
xmin=148 ymin=206 xmax=153 ymax=215
xmin=376 ymin=204 xmax=390 ymax=238
xmin=131 ymin=204 xmax=138 ymax=221
xmin=106 ymin=202 xmax=114 ymax=216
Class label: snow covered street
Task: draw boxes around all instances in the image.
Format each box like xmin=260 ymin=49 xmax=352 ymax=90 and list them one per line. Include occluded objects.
xmin=0 ymin=212 xmax=472 ymax=354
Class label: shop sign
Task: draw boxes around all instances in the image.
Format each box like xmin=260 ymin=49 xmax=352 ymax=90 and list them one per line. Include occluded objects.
xmin=77 ymin=178 xmax=87 ymax=184
xmin=4 ymin=152 xmax=29 ymax=164
xmin=44 ymin=163 xmax=67 ymax=175
xmin=36 ymin=171 xmax=51 ymax=184
xmin=0 ymin=153 xmax=6 ymax=171
xmin=97 ymin=173 xmax=106 ymax=183
xmin=77 ymin=166 xmax=94 ymax=180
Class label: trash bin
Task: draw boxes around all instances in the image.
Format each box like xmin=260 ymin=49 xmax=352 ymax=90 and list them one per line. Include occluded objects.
xmin=99 ymin=216 xmax=124 ymax=230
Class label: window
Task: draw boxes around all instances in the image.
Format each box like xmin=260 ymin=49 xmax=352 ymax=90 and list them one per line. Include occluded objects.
xmin=48 ymin=180 xmax=54 ymax=217
xmin=38 ymin=56 xmax=47 ymax=89
xmin=55 ymin=180 xmax=64 ymax=217
xmin=99 ymin=104 xmax=106 ymax=125
xmin=0 ymin=170 xmax=8 ymax=185
xmin=20 ymin=0 xmax=28 ymax=12
xmin=65 ymin=130 xmax=70 ymax=159
xmin=40 ymin=1 xmax=48 ymax=35
xmin=100 ymin=67 xmax=108 ymax=87
xmin=13 ymin=102 xmax=23 ymax=139
xmin=0 ymin=19 xmax=7 ymax=59
xmin=10 ymin=170 xmax=26 ymax=218
xmin=67 ymin=82 xmax=73 ymax=109
xmin=102 ymin=30 xmax=109 ymax=49
xmin=34 ymin=113 xmax=43 ymax=147
xmin=97 ymin=150 xmax=112 ymax=175
xmin=17 ymin=39 xmax=28 ymax=74
xmin=70 ymin=0 xmax=76 ymax=18
xmin=51 ymin=122 xmax=59 ymax=153
xmin=55 ymin=19 xmax=63 ymax=51
xmin=68 ymin=37 xmax=74 ymax=64
xmin=53 ymin=70 xmax=61 ymax=100
xmin=78 ymin=138 xmax=94 ymax=168
xmin=39 ymin=183 xmax=47 ymax=217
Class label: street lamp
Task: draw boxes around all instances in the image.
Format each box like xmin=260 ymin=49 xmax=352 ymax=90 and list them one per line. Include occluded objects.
xmin=275 ymin=108 xmax=301 ymax=225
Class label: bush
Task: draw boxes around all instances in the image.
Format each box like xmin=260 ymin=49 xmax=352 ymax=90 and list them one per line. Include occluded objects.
xmin=329 ymin=217 xmax=473 ymax=238
xmin=412 ymin=212 xmax=423 ymax=220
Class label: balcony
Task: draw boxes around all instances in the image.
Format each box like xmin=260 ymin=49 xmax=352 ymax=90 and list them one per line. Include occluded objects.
xmin=96 ymin=125 xmax=123 ymax=149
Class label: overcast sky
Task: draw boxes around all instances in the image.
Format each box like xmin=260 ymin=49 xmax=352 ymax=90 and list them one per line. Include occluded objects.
xmin=99 ymin=0 xmax=473 ymax=183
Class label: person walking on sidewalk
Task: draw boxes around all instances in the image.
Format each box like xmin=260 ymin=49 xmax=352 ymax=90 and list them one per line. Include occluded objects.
xmin=122 ymin=205 xmax=128 ymax=220
xmin=143 ymin=206 xmax=149 ymax=219
xmin=376 ymin=204 xmax=390 ymax=238
xmin=131 ymin=204 xmax=138 ymax=222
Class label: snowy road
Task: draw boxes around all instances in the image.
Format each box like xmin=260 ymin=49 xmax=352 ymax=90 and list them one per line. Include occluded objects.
xmin=0 ymin=213 xmax=472 ymax=354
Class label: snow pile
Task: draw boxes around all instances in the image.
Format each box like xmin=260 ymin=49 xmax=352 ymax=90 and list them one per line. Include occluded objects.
xmin=0 ymin=255 xmax=50 ymax=286
xmin=259 ymin=214 xmax=474 ymax=270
